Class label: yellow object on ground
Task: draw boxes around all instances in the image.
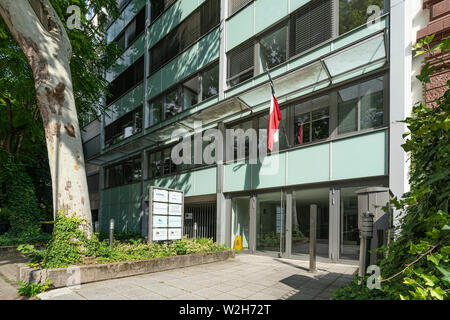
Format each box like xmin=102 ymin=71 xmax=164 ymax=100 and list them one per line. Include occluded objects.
xmin=234 ymin=235 xmax=243 ymax=250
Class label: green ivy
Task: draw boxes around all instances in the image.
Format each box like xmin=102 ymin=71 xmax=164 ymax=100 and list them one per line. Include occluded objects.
xmin=332 ymin=35 xmax=450 ymax=300
xmin=17 ymin=280 xmax=52 ymax=297
xmin=0 ymin=150 xmax=46 ymax=245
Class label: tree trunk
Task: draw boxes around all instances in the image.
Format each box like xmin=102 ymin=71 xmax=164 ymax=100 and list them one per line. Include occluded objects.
xmin=0 ymin=0 xmax=92 ymax=237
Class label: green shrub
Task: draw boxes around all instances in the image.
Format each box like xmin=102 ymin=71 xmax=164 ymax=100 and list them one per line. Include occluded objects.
xmin=333 ymin=35 xmax=450 ymax=300
xmin=24 ymin=212 xmax=230 ymax=269
xmin=17 ymin=280 xmax=52 ymax=297
xmin=0 ymin=207 xmax=11 ymax=223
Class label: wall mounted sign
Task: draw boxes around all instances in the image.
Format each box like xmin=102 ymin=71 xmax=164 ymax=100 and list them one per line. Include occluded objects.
xmin=148 ymin=186 xmax=184 ymax=242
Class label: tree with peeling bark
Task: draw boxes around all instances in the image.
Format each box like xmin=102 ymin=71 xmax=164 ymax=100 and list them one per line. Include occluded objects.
xmin=0 ymin=0 xmax=119 ymax=238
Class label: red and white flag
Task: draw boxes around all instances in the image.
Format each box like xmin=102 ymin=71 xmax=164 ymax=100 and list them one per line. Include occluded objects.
xmin=297 ymin=123 xmax=304 ymax=145
xmin=267 ymin=71 xmax=281 ymax=152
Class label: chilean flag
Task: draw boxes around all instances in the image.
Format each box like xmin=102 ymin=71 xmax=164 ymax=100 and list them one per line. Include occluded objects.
xmin=267 ymin=71 xmax=281 ymax=152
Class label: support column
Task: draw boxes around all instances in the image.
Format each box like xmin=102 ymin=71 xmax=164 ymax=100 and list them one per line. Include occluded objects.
xmin=329 ymin=187 xmax=340 ymax=261
xmin=216 ymin=122 xmax=227 ymax=244
xmin=285 ymin=191 xmax=292 ymax=257
xmin=389 ymin=0 xmax=413 ymax=227
xmin=218 ymin=0 xmax=228 ymax=100
xmin=249 ymin=195 xmax=257 ymax=253
xmin=309 ymin=204 xmax=317 ymax=273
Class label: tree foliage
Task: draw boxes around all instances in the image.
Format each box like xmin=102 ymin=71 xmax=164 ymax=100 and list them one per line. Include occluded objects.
xmin=0 ymin=1 xmax=122 ymax=236
xmin=332 ymin=35 xmax=450 ymax=300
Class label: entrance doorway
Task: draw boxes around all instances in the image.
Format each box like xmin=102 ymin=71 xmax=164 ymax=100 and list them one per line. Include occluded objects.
xmin=231 ymin=196 xmax=250 ymax=249
xmin=256 ymin=191 xmax=285 ymax=253
xmin=291 ymin=187 xmax=329 ymax=258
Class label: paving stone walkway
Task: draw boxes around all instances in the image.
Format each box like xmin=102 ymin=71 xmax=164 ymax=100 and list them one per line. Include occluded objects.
xmin=37 ymin=254 xmax=358 ymax=300
xmin=0 ymin=255 xmax=26 ymax=300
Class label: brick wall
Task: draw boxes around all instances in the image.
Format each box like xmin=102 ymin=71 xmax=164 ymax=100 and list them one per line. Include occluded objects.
xmin=418 ymin=0 xmax=450 ymax=107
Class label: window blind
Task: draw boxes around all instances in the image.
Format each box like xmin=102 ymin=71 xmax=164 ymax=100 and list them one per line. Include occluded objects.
xmin=289 ymin=0 xmax=333 ymax=58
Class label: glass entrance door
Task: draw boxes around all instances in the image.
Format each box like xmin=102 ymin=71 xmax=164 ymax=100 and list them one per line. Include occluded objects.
xmin=231 ymin=196 xmax=250 ymax=249
xmin=291 ymin=187 xmax=329 ymax=258
xmin=256 ymin=191 xmax=285 ymax=253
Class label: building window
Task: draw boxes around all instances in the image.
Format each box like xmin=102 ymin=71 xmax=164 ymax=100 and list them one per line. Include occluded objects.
xmin=149 ymin=0 xmax=220 ymax=75
xmin=294 ymin=95 xmax=329 ymax=145
xmin=106 ymin=56 xmax=144 ymax=105
xmin=148 ymin=62 xmax=219 ymax=127
xmin=339 ymin=0 xmax=385 ymax=35
xmin=115 ymin=7 xmax=145 ymax=51
xmin=259 ymin=23 xmax=288 ymax=70
xmin=227 ymin=0 xmax=333 ymax=87
xmin=150 ymin=0 xmax=176 ymax=22
xmin=148 ymin=151 xmax=162 ymax=179
xmin=202 ymin=64 xmax=219 ymax=100
xmin=104 ymin=106 xmax=143 ymax=147
xmin=149 ymin=96 xmax=163 ymax=127
xmin=289 ymin=0 xmax=333 ymax=58
xmin=182 ymin=76 xmax=199 ymax=109
xmin=228 ymin=0 xmax=252 ymax=16
xmin=87 ymin=173 xmax=100 ymax=194
xmin=105 ymin=156 xmax=142 ymax=189
xmin=257 ymin=108 xmax=289 ymax=151
xmin=337 ymin=76 xmax=385 ymax=135
xmin=164 ymin=88 xmax=182 ymax=120
xmin=83 ymin=135 xmax=101 ymax=159
xmin=228 ymin=41 xmax=255 ymax=87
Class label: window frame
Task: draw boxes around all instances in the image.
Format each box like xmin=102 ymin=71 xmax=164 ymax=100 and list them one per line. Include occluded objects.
xmin=222 ymin=72 xmax=389 ymax=164
xmin=148 ymin=0 xmax=221 ymax=76
xmin=147 ymin=61 xmax=220 ymax=128
xmin=104 ymin=155 xmax=142 ymax=189
xmin=104 ymin=106 xmax=143 ymax=148
xmin=112 ymin=6 xmax=146 ymax=53
xmin=336 ymin=75 xmax=388 ymax=138
xmin=226 ymin=0 xmax=338 ymax=89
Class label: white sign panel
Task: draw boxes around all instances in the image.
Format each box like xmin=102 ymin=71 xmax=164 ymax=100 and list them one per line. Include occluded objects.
xmin=168 ymin=228 xmax=182 ymax=240
xmin=153 ymin=228 xmax=168 ymax=241
xmin=153 ymin=215 xmax=168 ymax=228
xmin=169 ymin=191 xmax=183 ymax=204
xmin=168 ymin=216 xmax=182 ymax=228
xmin=153 ymin=189 xmax=168 ymax=202
xmin=153 ymin=202 xmax=168 ymax=215
xmin=168 ymin=204 xmax=182 ymax=216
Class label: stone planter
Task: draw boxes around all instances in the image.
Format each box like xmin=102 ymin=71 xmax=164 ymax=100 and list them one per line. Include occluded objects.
xmin=18 ymin=250 xmax=234 ymax=289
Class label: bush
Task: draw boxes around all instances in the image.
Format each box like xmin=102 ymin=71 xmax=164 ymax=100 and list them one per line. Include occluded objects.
xmin=332 ymin=35 xmax=450 ymax=300
xmin=23 ymin=211 xmax=230 ymax=269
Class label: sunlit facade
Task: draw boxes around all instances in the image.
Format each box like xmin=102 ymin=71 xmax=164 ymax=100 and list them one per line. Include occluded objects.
xmin=81 ymin=0 xmax=427 ymax=263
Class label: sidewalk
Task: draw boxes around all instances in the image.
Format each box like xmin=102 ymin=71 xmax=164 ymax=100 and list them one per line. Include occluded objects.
xmin=0 ymin=256 xmax=26 ymax=300
xmin=38 ymin=254 xmax=358 ymax=300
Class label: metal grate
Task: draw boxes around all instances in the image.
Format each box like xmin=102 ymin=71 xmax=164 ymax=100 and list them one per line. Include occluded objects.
xmin=184 ymin=203 xmax=217 ymax=241
xmin=228 ymin=0 xmax=252 ymax=16
xmin=289 ymin=0 xmax=333 ymax=58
